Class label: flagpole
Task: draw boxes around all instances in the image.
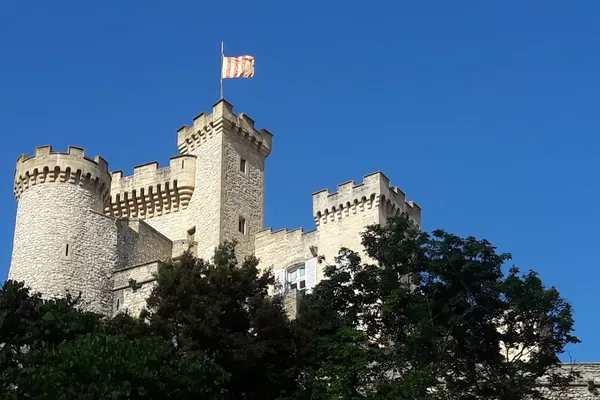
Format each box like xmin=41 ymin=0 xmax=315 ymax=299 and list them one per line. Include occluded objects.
xmin=220 ymin=42 xmax=224 ymax=100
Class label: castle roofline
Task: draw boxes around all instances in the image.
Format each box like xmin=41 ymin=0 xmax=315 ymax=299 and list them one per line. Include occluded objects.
xmin=312 ymin=170 xmax=421 ymax=226
xmin=14 ymin=145 xmax=111 ymax=201
xmin=177 ymin=99 xmax=273 ymax=156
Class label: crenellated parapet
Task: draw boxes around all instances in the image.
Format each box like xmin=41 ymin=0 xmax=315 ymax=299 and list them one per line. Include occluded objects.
xmin=14 ymin=145 xmax=111 ymax=202
xmin=255 ymin=227 xmax=318 ymax=269
xmin=177 ymin=99 xmax=273 ymax=157
xmin=105 ymin=154 xmax=196 ymax=219
xmin=255 ymin=227 xmax=317 ymax=250
xmin=312 ymin=171 xmax=422 ymax=228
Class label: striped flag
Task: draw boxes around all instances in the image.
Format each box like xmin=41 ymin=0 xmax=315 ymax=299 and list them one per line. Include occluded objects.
xmin=221 ymin=55 xmax=255 ymax=79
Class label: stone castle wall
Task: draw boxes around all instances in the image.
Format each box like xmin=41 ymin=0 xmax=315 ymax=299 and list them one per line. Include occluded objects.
xmin=9 ymin=145 xmax=175 ymax=314
xmin=220 ymin=112 xmax=269 ymax=259
xmin=312 ymin=171 xmax=421 ymax=268
xmin=107 ymin=154 xmax=197 ymax=220
xmin=255 ymin=172 xmax=422 ymax=287
xmin=255 ymin=228 xmax=318 ymax=273
xmin=112 ymin=261 xmax=160 ymax=317
xmin=536 ymin=363 xmax=600 ymax=399
xmin=176 ymin=101 xmax=272 ymax=261
xmin=116 ymin=218 xmax=173 ymax=269
xmin=9 ymin=146 xmax=116 ymax=314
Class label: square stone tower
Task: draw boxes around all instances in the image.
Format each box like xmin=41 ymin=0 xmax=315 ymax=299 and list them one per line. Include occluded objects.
xmin=171 ymin=99 xmax=273 ymax=260
xmin=106 ymin=99 xmax=272 ymax=263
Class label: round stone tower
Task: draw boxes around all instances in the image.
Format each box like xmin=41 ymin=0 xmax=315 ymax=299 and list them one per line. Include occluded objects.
xmin=9 ymin=145 xmax=112 ymax=310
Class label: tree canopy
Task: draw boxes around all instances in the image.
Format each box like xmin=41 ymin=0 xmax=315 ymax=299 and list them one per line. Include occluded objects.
xmin=0 ymin=215 xmax=579 ymax=399
xmin=293 ymin=216 xmax=579 ymax=400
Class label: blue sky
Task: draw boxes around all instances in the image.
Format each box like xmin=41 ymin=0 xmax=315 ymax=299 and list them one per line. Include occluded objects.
xmin=1 ymin=1 xmax=599 ymax=361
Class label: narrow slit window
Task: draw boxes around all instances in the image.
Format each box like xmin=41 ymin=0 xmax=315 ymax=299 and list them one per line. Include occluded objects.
xmin=116 ymin=299 xmax=120 ymax=310
xmin=61 ymin=241 xmax=73 ymax=261
xmin=240 ymin=158 xmax=247 ymax=173
xmin=238 ymin=216 xmax=246 ymax=234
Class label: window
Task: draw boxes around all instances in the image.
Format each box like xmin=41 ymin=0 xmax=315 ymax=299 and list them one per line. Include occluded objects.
xmin=287 ymin=263 xmax=306 ymax=290
xmin=240 ymin=158 xmax=247 ymax=173
xmin=116 ymin=299 xmax=120 ymax=310
xmin=238 ymin=216 xmax=246 ymax=234
xmin=61 ymin=241 xmax=73 ymax=261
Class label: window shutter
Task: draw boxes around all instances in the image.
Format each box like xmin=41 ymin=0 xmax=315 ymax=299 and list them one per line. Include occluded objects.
xmin=305 ymin=257 xmax=318 ymax=292
xmin=274 ymin=268 xmax=286 ymax=294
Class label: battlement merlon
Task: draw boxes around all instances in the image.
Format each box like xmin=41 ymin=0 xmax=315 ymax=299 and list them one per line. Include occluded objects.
xmin=14 ymin=145 xmax=111 ymax=201
xmin=312 ymin=171 xmax=422 ymax=227
xmin=105 ymin=154 xmax=197 ymax=219
xmin=177 ymin=99 xmax=273 ymax=157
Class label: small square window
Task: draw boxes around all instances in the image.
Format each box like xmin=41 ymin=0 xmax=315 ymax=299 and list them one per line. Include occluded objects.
xmin=240 ymin=158 xmax=247 ymax=173
xmin=238 ymin=216 xmax=246 ymax=234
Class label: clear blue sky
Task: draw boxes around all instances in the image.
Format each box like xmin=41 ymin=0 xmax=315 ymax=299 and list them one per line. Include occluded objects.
xmin=1 ymin=1 xmax=599 ymax=361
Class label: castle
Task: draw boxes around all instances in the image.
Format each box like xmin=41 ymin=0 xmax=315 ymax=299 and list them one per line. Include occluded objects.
xmin=8 ymin=99 xmax=421 ymax=317
xmin=8 ymin=98 xmax=600 ymax=398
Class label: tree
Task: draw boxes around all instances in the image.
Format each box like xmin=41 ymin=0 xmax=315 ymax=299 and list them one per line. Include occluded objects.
xmin=8 ymin=333 xmax=226 ymax=400
xmin=0 ymin=219 xmax=578 ymax=399
xmin=0 ymin=281 xmax=226 ymax=399
xmin=294 ymin=215 xmax=579 ymax=400
xmin=0 ymin=280 xmax=104 ymax=393
xmin=141 ymin=241 xmax=300 ymax=400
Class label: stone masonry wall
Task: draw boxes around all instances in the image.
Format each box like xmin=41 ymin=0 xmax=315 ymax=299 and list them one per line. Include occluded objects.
xmin=182 ymin=129 xmax=224 ymax=261
xmin=312 ymin=172 xmax=419 ymax=280
xmin=116 ymin=218 xmax=172 ymax=269
xmin=221 ymin=124 xmax=266 ymax=259
xmin=536 ymin=363 xmax=600 ymax=399
xmin=10 ymin=183 xmax=119 ymax=315
xmin=255 ymin=172 xmax=421 ymax=285
xmin=142 ymin=211 xmax=187 ymax=251
xmin=138 ymin=125 xmax=223 ymax=260
xmin=107 ymin=154 xmax=196 ymax=220
xmin=255 ymin=228 xmax=317 ymax=273
xmin=172 ymin=100 xmax=272 ymax=262
xmin=112 ymin=261 xmax=159 ymax=316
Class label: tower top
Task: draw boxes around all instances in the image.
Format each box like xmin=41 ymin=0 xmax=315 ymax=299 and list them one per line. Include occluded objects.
xmin=14 ymin=145 xmax=111 ymax=201
xmin=176 ymin=99 xmax=273 ymax=156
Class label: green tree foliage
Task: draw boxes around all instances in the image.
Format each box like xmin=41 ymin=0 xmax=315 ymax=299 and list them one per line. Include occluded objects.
xmin=141 ymin=241 xmax=300 ymax=400
xmin=294 ymin=215 xmax=579 ymax=399
xmin=0 ymin=281 xmax=225 ymax=399
xmin=9 ymin=334 xmax=225 ymax=399
xmin=0 ymin=218 xmax=578 ymax=399
xmin=0 ymin=281 xmax=104 ymax=393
